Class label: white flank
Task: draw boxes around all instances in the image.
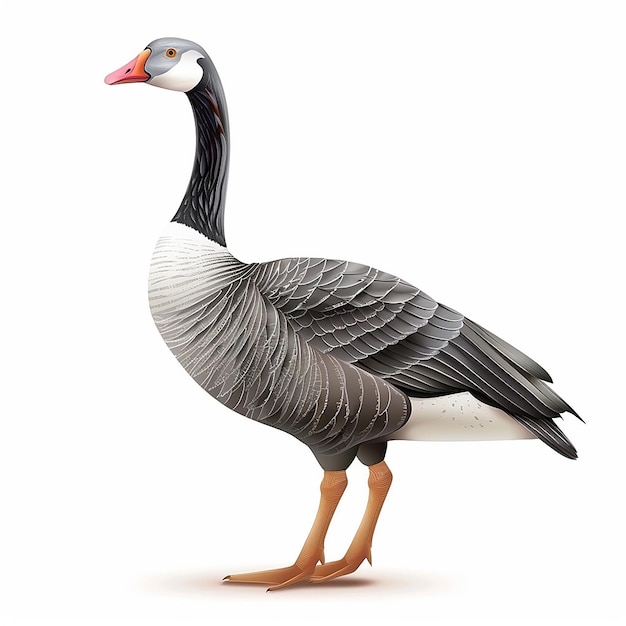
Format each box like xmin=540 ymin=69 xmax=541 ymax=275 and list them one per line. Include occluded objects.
xmin=391 ymin=392 xmax=535 ymax=441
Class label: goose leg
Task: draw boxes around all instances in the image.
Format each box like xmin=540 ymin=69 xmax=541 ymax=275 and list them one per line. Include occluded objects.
xmin=224 ymin=470 xmax=347 ymax=590
xmin=310 ymin=461 xmax=392 ymax=583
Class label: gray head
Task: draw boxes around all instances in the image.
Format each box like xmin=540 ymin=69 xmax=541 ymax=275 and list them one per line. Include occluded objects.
xmin=105 ymin=37 xmax=210 ymax=92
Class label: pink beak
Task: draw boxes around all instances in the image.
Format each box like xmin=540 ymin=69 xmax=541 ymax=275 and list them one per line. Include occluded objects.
xmin=105 ymin=48 xmax=151 ymax=85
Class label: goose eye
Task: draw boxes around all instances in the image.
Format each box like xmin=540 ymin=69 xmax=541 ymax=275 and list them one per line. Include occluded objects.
xmin=165 ymin=48 xmax=177 ymax=58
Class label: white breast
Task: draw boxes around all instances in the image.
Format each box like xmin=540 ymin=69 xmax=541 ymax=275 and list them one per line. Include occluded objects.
xmin=148 ymin=222 xmax=237 ymax=319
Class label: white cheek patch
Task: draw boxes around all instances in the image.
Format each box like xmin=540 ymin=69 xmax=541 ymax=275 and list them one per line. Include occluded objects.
xmin=149 ymin=50 xmax=204 ymax=92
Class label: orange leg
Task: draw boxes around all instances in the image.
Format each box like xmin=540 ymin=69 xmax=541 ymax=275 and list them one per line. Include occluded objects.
xmin=311 ymin=461 xmax=393 ymax=583
xmin=224 ymin=470 xmax=348 ymax=590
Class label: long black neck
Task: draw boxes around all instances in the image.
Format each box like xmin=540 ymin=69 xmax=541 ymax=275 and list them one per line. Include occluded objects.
xmin=172 ymin=58 xmax=229 ymax=246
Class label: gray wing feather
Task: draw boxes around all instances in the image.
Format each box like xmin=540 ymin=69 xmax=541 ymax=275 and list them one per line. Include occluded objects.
xmin=252 ymin=257 xmax=578 ymax=458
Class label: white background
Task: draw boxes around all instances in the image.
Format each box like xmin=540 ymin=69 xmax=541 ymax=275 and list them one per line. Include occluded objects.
xmin=1 ymin=1 xmax=624 ymax=624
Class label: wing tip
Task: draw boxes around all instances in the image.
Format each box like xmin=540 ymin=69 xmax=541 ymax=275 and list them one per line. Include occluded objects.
xmin=512 ymin=413 xmax=579 ymax=460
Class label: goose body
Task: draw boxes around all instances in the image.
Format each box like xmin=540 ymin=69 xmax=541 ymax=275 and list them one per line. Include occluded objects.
xmin=107 ymin=38 xmax=579 ymax=589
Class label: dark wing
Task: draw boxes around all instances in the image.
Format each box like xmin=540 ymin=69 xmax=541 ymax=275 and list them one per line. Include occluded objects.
xmin=251 ymin=257 xmax=579 ymax=458
xmin=251 ymin=257 xmax=462 ymax=360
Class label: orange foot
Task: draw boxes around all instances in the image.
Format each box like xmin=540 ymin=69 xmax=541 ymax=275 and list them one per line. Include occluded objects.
xmin=310 ymin=546 xmax=372 ymax=583
xmin=224 ymin=551 xmax=323 ymax=591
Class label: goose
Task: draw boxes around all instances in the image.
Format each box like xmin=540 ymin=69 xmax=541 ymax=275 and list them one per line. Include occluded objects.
xmin=105 ymin=37 xmax=579 ymax=590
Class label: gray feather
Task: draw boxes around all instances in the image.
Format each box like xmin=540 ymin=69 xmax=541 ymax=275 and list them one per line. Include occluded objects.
xmin=251 ymin=256 xmax=578 ymax=459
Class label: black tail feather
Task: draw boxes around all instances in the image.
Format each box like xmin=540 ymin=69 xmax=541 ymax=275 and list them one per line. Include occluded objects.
xmin=510 ymin=414 xmax=578 ymax=459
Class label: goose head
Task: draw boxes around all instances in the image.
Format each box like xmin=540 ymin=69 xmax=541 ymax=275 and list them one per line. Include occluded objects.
xmin=105 ymin=37 xmax=209 ymax=93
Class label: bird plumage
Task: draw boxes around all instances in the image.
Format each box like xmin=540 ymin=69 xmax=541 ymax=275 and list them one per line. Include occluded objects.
xmin=252 ymin=255 xmax=579 ymax=457
xmin=149 ymin=221 xmax=577 ymax=462
xmin=107 ymin=37 xmax=580 ymax=588
xmin=149 ymin=224 xmax=411 ymax=469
